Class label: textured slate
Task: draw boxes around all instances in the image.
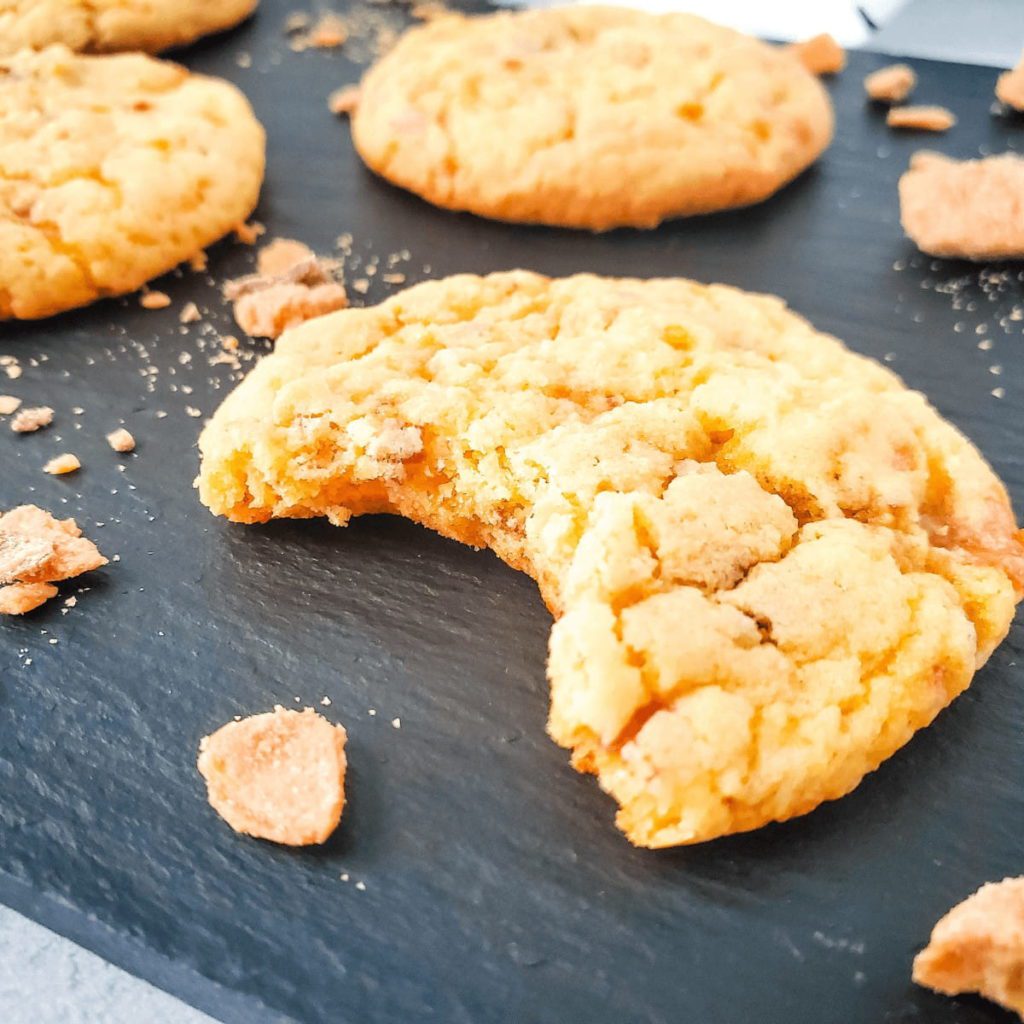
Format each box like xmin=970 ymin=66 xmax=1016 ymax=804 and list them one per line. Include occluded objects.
xmin=1 ymin=3 xmax=1022 ymax=1022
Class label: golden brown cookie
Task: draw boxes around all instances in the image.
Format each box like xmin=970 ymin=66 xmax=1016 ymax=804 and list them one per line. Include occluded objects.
xmin=0 ymin=0 xmax=258 ymax=56
xmin=351 ymin=7 xmax=833 ymax=230
xmin=0 ymin=46 xmax=266 ymax=320
xmin=198 ymin=271 xmax=1023 ymax=847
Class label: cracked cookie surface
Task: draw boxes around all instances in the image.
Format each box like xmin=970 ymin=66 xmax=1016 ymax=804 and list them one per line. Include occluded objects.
xmin=351 ymin=6 xmax=833 ymax=230
xmin=0 ymin=0 xmax=258 ymax=55
xmin=0 ymin=46 xmax=265 ymax=320
xmin=198 ymin=271 xmax=1023 ymax=847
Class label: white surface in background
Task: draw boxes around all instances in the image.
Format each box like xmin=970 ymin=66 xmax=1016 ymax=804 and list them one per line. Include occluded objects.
xmin=520 ymin=0 xmax=910 ymax=45
xmin=0 ymin=905 xmax=213 ymax=1024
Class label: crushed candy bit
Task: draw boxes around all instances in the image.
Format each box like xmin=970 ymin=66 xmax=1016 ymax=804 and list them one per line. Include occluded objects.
xmin=865 ymin=64 xmax=916 ymax=104
xmin=788 ymin=33 xmax=846 ymax=76
xmin=44 ymin=453 xmax=81 ymax=475
xmin=11 ymin=406 xmax=53 ymax=433
xmin=224 ymin=239 xmax=347 ymax=339
xmin=197 ymin=706 xmax=348 ymax=846
xmin=106 ymin=428 xmax=136 ymax=453
xmin=887 ymin=105 xmax=956 ymax=132
xmin=140 ymin=289 xmax=172 ymax=310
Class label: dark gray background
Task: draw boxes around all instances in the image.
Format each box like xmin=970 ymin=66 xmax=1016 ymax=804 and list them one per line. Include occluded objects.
xmin=1 ymin=3 xmax=1022 ymax=1021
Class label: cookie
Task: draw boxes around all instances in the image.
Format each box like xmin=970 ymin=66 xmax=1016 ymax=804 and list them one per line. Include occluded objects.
xmin=351 ymin=7 xmax=833 ymax=230
xmin=900 ymin=151 xmax=1024 ymax=260
xmin=0 ymin=46 xmax=266 ymax=320
xmin=198 ymin=271 xmax=1023 ymax=847
xmin=0 ymin=0 xmax=258 ymax=56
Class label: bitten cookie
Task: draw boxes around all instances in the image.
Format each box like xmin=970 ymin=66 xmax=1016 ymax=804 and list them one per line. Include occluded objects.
xmin=351 ymin=6 xmax=833 ymax=230
xmin=198 ymin=271 xmax=1023 ymax=848
xmin=0 ymin=46 xmax=266 ymax=320
xmin=0 ymin=0 xmax=258 ymax=55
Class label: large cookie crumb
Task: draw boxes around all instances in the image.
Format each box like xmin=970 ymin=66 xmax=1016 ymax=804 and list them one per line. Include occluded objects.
xmin=900 ymin=150 xmax=1024 ymax=260
xmin=865 ymin=64 xmax=916 ymax=103
xmin=914 ymin=877 xmax=1024 ymax=1018
xmin=197 ymin=706 xmax=348 ymax=846
xmin=887 ymin=105 xmax=956 ymax=131
xmin=0 ymin=505 xmax=106 ymax=614
xmin=43 ymin=453 xmax=81 ymax=475
xmin=106 ymin=428 xmax=136 ymax=453
xmin=996 ymin=56 xmax=1024 ymax=110
xmin=11 ymin=406 xmax=53 ymax=433
xmin=788 ymin=33 xmax=846 ymax=76
xmin=224 ymin=238 xmax=348 ymax=339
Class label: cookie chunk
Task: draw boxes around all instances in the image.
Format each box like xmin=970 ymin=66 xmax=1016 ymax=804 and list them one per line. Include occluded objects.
xmin=0 ymin=46 xmax=265 ymax=320
xmin=198 ymin=706 xmax=348 ymax=846
xmin=914 ymin=878 xmax=1024 ymax=1018
xmin=864 ymin=63 xmax=916 ymax=103
xmin=351 ymin=7 xmax=833 ymax=230
xmin=0 ymin=0 xmax=258 ymax=56
xmin=900 ymin=151 xmax=1024 ymax=260
xmin=198 ymin=272 xmax=1023 ymax=847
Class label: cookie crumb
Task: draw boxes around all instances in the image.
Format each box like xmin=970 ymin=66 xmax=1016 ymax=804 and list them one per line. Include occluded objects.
xmin=140 ymin=289 xmax=172 ymax=310
xmin=391 ymin=717 xmax=401 ymax=729
xmin=11 ymin=406 xmax=53 ymax=433
xmin=899 ymin=151 xmax=1024 ymax=260
xmin=5 ymin=364 xmax=22 ymax=380
xmin=197 ymin=706 xmax=348 ymax=846
xmin=284 ymin=10 xmax=310 ymax=34
xmin=997 ymin=55 xmax=1024 ymax=111
xmin=914 ymin=877 xmax=1024 ymax=1018
xmin=188 ymin=251 xmax=209 ymax=273
xmin=185 ymin=406 xmax=202 ymax=418
xmin=179 ymin=301 xmax=202 ymax=324
xmin=235 ymin=221 xmax=266 ymax=245
xmin=106 ymin=428 xmax=136 ymax=453
xmin=382 ymin=272 xmax=406 ymax=285
xmin=411 ymin=1 xmax=450 ymax=20
xmin=44 ymin=454 xmax=81 ymax=475
xmin=224 ymin=239 xmax=348 ymax=339
xmin=309 ymin=12 xmax=348 ymax=48
xmin=788 ymin=34 xmax=846 ymax=76
xmin=0 ymin=582 xmax=58 ymax=616
xmin=887 ymin=105 xmax=956 ymax=132
xmin=222 ymin=335 xmax=240 ymax=352
xmin=0 ymin=396 xmax=21 ymax=415
xmin=328 ymin=85 xmax=361 ymax=116
xmin=0 ymin=505 xmax=106 ymax=614
xmin=352 ymin=277 xmax=370 ymax=294
xmin=865 ymin=64 xmax=916 ymax=104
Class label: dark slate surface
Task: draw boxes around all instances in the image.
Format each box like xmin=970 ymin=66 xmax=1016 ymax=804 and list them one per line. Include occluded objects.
xmin=1 ymin=4 xmax=1023 ymax=1022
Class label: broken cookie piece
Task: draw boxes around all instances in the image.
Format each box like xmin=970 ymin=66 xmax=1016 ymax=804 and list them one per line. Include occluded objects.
xmin=788 ymin=33 xmax=845 ymax=76
xmin=106 ymin=428 xmax=136 ymax=453
xmin=11 ymin=406 xmax=53 ymax=433
xmin=43 ymin=453 xmax=81 ymax=475
xmin=0 ymin=505 xmax=106 ymax=614
xmin=197 ymin=706 xmax=348 ymax=846
xmin=914 ymin=877 xmax=1024 ymax=1019
xmin=900 ymin=150 xmax=1024 ymax=260
xmin=223 ymin=238 xmax=348 ymax=339
xmin=864 ymin=63 xmax=916 ymax=104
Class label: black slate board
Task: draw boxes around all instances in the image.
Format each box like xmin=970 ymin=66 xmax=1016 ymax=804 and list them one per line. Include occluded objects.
xmin=2 ymin=5 xmax=1023 ymax=1022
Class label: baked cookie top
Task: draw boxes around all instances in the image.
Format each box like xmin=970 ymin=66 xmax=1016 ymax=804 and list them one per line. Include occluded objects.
xmin=198 ymin=271 xmax=1023 ymax=847
xmin=352 ymin=6 xmax=834 ymax=229
xmin=0 ymin=0 xmax=257 ymax=55
xmin=0 ymin=46 xmax=265 ymax=320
